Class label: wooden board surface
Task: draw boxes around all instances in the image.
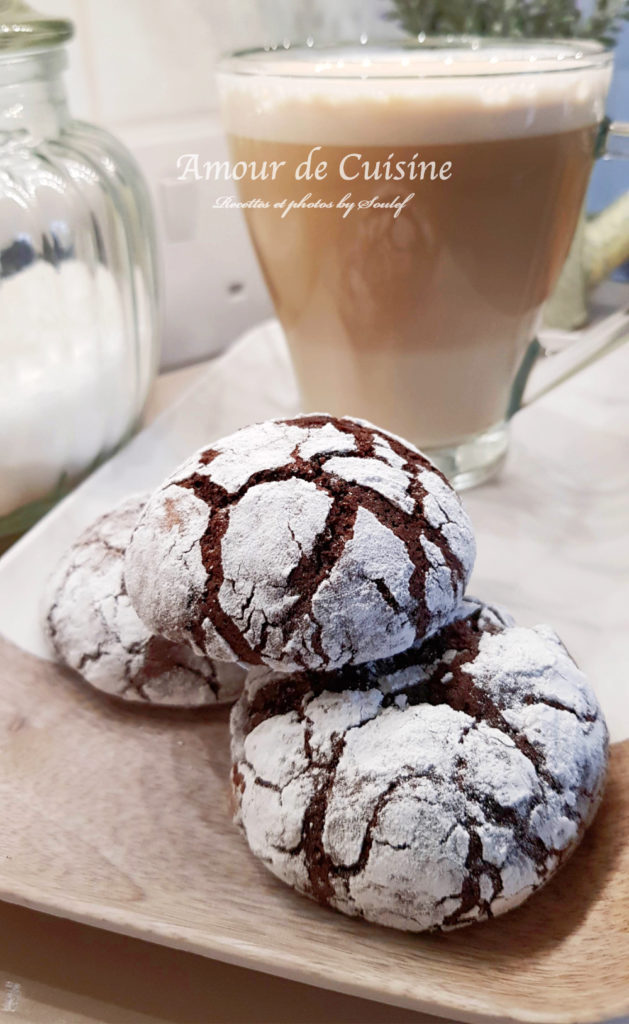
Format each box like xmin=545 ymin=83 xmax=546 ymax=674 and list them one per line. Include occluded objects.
xmin=0 ymin=635 xmax=627 ymax=1024
xmin=1 ymin=323 xmax=628 ymax=1023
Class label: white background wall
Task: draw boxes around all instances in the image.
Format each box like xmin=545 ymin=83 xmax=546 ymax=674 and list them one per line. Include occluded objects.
xmin=36 ymin=0 xmax=221 ymax=128
xmin=27 ymin=2 xmax=410 ymax=370
xmin=33 ymin=1 xmax=629 ymax=368
xmin=35 ymin=0 xmax=628 ymax=136
xmin=33 ymin=0 xmax=400 ymax=131
xmin=32 ymin=1 xmax=275 ymax=370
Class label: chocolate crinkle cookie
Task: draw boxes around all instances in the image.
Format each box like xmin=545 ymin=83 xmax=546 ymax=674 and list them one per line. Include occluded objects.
xmin=124 ymin=414 xmax=476 ymax=672
xmin=230 ymin=599 xmax=608 ymax=932
xmin=43 ymin=496 xmax=246 ymax=707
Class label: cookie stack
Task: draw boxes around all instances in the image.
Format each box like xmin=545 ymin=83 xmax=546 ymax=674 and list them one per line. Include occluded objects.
xmin=45 ymin=414 xmax=609 ymax=932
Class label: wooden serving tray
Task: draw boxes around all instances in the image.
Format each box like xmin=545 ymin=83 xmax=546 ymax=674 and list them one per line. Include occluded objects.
xmin=0 ymin=637 xmax=626 ymax=1024
xmin=1 ymin=322 xmax=628 ymax=1023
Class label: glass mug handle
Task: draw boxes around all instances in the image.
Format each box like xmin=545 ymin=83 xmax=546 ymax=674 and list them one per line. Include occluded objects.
xmin=509 ymin=118 xmax=629 ymax=416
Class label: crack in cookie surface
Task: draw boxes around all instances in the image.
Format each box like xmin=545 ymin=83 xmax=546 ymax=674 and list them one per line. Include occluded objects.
xmin=125 ymin=415 xmax=476 ymax=671
xmin=43 ymin=496 xmax=246 ymax=707
xmin=230 ymin=600 xmax=609 ymax=932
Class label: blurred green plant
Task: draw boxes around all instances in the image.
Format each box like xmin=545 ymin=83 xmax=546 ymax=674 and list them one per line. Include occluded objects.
xmin=386 ymin=0 xmax=629 ymax=46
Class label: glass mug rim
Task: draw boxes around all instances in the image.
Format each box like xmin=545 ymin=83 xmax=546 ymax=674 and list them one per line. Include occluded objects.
xmin=216 ymin=34 xmax=623 ymax=489
xmin=217 ymin=37 xmax=613 ymax=80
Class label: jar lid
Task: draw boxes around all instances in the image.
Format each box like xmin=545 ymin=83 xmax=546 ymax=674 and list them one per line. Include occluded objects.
xmin=0 ymin=0 xmax=73 ymax=51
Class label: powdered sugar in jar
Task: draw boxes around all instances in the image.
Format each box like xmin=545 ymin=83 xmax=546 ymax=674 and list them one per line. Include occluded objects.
xmin=0 ymin=1 xmax=160 ymax=547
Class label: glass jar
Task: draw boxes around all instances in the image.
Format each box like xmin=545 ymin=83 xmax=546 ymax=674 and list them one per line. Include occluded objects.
xmin=0 ymin=1 xmax=160 ymax=548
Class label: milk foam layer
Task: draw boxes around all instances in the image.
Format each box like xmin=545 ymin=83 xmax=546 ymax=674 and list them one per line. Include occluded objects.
xmin=218 ymin=44 xmax=611 ymax=144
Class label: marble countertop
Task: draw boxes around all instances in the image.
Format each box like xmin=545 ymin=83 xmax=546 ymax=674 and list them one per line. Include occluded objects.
xmin=1 ymin=317 xmax=627 ymax=738
xmin=464 ymin=329 xmax=629 ymax=740
xmin=0 ymin=356 xmax=444 ymax=1024
xmin=0 ymin=318 xmax=627 ymax=1023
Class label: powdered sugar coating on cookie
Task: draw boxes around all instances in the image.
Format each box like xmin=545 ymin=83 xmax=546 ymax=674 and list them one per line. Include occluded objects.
xmin=230 ymin=603 xmax=608 ymax=932
xmin=124 ymin=415 xmax=476 ymax=672
xmin=44 ymin=496 xmax=246 ymax=706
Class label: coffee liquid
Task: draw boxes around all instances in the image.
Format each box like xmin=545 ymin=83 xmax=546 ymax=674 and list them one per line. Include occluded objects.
xmin=219 ymin=46 xmax=610 ymax=448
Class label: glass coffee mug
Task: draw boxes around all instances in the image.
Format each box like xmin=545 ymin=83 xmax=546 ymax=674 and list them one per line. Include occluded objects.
xmin=217 ymin=38 xmax=628 ymax=488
